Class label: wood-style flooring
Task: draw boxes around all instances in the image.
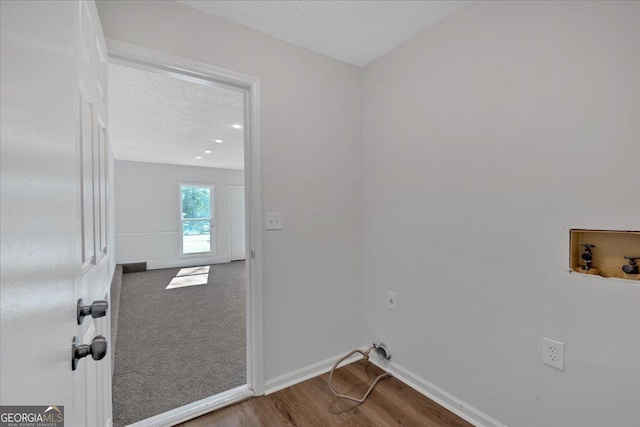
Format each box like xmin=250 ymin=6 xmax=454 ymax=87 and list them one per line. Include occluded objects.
xmin=178 ymin=359 xmax=473 ymax=426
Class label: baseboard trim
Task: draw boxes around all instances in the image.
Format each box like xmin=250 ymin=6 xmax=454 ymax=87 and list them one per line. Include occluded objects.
xmin=263 ymin=348 xmax=367 ymax=395
xmin=369 ymin=358 xmax=505 ymax=427
xmin=127 ymin=385 xmax=253 ymax=427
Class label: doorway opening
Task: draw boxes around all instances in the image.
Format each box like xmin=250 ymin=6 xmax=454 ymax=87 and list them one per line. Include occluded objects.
xmin=106 ymin=42 xmax=262 ymax=427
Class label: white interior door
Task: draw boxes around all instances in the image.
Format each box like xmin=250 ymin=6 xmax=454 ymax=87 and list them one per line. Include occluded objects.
xmin=0 ymin=1 xmax=113 ymax=427
xmin=77 ymin=1 xmax=113 ymax=427
xmin=229 ymin=186 xmax=246 ymax=261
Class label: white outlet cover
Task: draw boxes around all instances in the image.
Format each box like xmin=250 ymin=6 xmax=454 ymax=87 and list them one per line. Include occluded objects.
xmin=387 ymin=291 xmax=397 ymax=310
xmin=266 ymin=212 xmax=282 ymax=230
xmin=543 ymin=338 xmax=565 ymax=371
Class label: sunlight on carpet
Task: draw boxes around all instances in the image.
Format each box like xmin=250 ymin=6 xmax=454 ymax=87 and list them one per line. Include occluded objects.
xmin=176 ymin=266 xmax=210 ymax=277
xmin=166 ymin=266 xmax=210 ymax=289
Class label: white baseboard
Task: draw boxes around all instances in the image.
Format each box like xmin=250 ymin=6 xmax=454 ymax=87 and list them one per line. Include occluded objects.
xmin=369 ymin=357 xmax=506 ymax=427
xmin=127 ymin=385 xmax=253 ymax=427
xmin=263 ymin=348 xmax=367 ymax=395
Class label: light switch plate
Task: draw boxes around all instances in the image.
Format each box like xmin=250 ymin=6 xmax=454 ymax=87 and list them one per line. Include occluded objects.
xmin=266 ymin=212 xmax=282 ymax=230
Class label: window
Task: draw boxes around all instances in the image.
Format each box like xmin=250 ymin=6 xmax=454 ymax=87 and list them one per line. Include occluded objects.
xmin=180 ymin=184 xmax=215 ymax=256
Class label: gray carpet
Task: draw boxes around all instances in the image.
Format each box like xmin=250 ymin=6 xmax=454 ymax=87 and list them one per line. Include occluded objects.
xmin=112 ymin=261 xmax=246 ymax=427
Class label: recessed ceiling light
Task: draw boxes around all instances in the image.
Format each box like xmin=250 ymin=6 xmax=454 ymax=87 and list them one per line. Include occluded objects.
xmin=204 ymin=150 xmax=212 ymax=154
xmin=232 ymin=124 xmax=242 ymax=129
xmin=215 ymin=139 xmax=223 ymax=143
xmin=195 ymin=156 xmax=202 ymax=159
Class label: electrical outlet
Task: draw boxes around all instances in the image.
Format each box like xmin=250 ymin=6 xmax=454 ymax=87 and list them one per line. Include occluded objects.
xmin=543 ymin=338 xmax=564 ymax=370
xmin=387 ymin=292 xmax=396 ymax=310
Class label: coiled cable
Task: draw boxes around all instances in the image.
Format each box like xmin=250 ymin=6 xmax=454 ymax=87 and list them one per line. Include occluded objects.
xmin=327 ymin=344 xmax=391 ymax=403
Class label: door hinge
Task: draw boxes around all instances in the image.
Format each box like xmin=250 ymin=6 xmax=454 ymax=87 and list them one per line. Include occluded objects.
xmin=251 ymin=250 xmax=256 ymax=259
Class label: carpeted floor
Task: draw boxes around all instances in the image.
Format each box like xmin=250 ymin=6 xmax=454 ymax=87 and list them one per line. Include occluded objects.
xmin=112 ymin=261 xmax=246 ymax=427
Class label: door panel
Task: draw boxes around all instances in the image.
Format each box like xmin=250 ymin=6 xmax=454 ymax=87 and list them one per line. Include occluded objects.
xmin=98 ymin=122 xmax=108 ymax=257
xmin=81 ymin=92 xmax=96 ymax=270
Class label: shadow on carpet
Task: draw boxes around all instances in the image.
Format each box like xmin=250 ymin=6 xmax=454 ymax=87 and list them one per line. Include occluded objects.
xmin=112 ymin=261 xmax=246 ymax=426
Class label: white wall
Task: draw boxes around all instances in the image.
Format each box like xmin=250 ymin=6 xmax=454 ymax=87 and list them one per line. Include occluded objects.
xmin=114 ymin=160 xmax=244 ymax=269
xmin=362 ymin=1 xmax=640 ymax=426
xmin=100 ymin=1 xmax=640 ymax=424
xmin=98 ymin=1 xmax=363 ymax=382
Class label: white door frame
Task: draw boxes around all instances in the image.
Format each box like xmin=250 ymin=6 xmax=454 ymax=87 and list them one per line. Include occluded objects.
xmin=106 ymin=39 xmax=264 ymax=426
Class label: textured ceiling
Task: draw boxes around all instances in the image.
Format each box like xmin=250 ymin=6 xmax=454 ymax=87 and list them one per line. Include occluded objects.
xmin=108 ymin=63 xmax=245 ymax=170
xmin=178 ymin=0 xmax=470 ymax=67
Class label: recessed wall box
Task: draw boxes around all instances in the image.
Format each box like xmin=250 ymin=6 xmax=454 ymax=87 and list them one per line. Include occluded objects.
xmin=569 ymin=229 xmax=640 ymax=282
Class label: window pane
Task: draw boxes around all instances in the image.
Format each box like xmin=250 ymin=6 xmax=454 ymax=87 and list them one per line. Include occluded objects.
xmin=182 ymin=219 xmax=211 ymax=254
xmin=181 ymin=186 xmax=211 ymax=219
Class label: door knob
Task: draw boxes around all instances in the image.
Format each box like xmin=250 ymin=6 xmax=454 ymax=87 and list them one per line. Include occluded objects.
xmin=77 ymin=298 xmax=108 ymax=324
xmin=71 ymin=335 xmax=108 ymax=371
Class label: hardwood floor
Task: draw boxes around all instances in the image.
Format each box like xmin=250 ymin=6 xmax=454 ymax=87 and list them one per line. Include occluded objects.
xmin=178 ymin=360 xmax=472 ymax=426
